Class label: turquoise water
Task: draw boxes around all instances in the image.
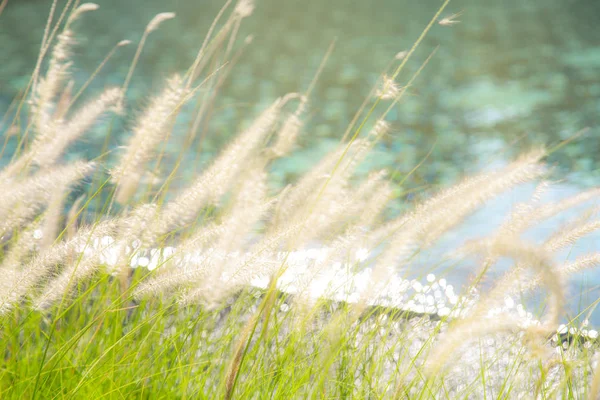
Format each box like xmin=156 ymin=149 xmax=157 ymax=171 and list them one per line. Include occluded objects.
xmin=1 ymin=0 xmax=600 ymax=322
xmin=2 ymin=0 xmax=599 ymax=176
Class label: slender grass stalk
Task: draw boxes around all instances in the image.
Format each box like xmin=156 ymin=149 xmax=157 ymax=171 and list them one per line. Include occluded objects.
xmin=3 ymin=0 xmax=600 ymax=398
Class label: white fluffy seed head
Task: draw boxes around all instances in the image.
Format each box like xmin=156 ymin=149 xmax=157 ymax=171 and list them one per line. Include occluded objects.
xmin=76 ymin=3 xmax=99 ymax=13
xmin=234 ymin=0 xmax=255 ymax=18
xmin=395 ymin=51 xmax=408 ymax=60
xmin=68 ymin=3 xmax=99 ymax=24
xmin=146 ymin=12 xmax=176 ymax=33
xmin=377 ymin=75 xmax=400 ymax=100
xmin=369 ymin=119 xmax=390 ymax=138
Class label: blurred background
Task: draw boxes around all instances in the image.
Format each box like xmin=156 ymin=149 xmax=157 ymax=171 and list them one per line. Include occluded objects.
xmin=1 ymin=0 xmax=599 ymax=187
xmin=1 ymin=0 xmax=600 ymax=322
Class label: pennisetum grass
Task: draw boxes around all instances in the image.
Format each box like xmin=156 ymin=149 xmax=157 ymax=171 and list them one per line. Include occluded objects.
xmin=1 ymin=0 xmax=599 ymax=398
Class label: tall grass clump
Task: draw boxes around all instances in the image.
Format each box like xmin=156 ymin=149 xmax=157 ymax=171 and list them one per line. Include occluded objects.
xmin=1 ymin=0 xmax=600 ymax=398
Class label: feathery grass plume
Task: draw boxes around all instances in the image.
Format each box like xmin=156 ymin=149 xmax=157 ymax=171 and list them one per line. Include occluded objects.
xmin=0 ymin=3 xmax=99 ymax=181
xmin=457 ymin=181 xmax=553 ymax=283
xmin=0 ymin=219 xmax=115 ymax=313
xmin=31 ymin=220 xmax=118 ymax=309
xmin=233 ymin=0 xmax=255 ymax=18
xmin=132 ymin=223 xmax=225 ymax=299
xmin=0 ymin=220 xmax=45 ymax=280
xmin=507 ymin=253 xmax=600 ymax=297
xmin=337 ymin=119 xmax=390 ymax=179
xmin=501 ymin=185 xmax=600 ymax=240
xmin=28 ymin=0 xmax=60 ymax=101
xmin=462 ymin=189 xmax=600 ymax=303
xmin=272 ymin=122 xmax=384 ymax=247
xmin=363 ymin=213 xmax=412 ymax=249
xmin=135 ymin=163 xmax=270 ymax=301
xmin=54 ymin=79 xmax=75 ymax=121
xmin=30 ymin=3 xmax=100 ymax=152
xmin=425 ymin=236 xmax=565 ymax=377
xmin=356 ymin=152 xmax=547 ymax=316
xmin=416 ymin=150 xmax=547 ymax=246
xmin=161 ymin=163 xmax=271 ymax=306
xmin=0 ymin=161 xmax=94 ymax=239
xmin=297 ymin=176 xmax=393 ymax=298
xmin=458 ymin=185 xmax=597 ymax=310
xmin=486 ymin=237 xmax=565 ymax=328
xmin=246 ymin=158 xmax=390 ymax=313
xmin=345 ymin=169 xmax=392 ymax=227
xmin=39 ymin=183 xmax=69 ymax=250
xmin=213 ymin=163 xmax=270 ymax=255
xmin=496 ymin=181 xmax=550 ymax=236
xmin=133 ymin=251 xmax=212 ymax=299
xmin=33 ymin=250 xmax=102 ymax=310
xmin=377 ymin=75 xmax=401 ymax=100
xmin=216 ymin=218 xmax=306 ymax=287
xmin=490 ymin=213 xmax=600 ymax=298
xmin=287 ymin=140 xmax=375 ymax=246
xmin=0 ymin=268 xmax=36 ymax=315
xmin=271 ymin=144 xmax=348 ymax=230
xmin=544 ymin=216 xmax=600 ymax=253
xmin=115 ymin=204 xmax=160 ymax=251
xmin=100 ymin=204 xmax=161 ymax=290
xmin=112 ymin=75 xmax=186 ymax=204
xmin=146 ymin=12 xmax=177 ymax=33
xmin=185 ymin=222 xmax=226 ymax=249
xmin=266 ymin=96 xmax=306 ymax=158
xmin=246 ymin=216 xmax=304 ymax=259
xmin=414 ymin=153 xmax=537 ymax=223
xmin=372 ymin=150 xmax=547 ymax=275
xmin=66 ymin=194 xmax=86 ymax=239
xmin=32 ymin=87 xmax=122 ymax=167
xmin=295 ymin=171 xmax=392 ymax=287
xmin=156 ymin=96 xmax=284 ymax=237
xmin=438 ymin=10 xmax=463 ymax=27
xmin=560 ymin=253 xmax=600 ymax=278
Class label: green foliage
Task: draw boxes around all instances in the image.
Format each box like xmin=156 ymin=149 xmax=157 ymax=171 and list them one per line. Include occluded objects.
xmin=1 ymin=1 xmax=599 ymax=398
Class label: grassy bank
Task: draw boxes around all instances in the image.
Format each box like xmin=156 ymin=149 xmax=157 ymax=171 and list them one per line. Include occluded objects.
xmin=1 ymin=0 xmax=600 ymax=398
